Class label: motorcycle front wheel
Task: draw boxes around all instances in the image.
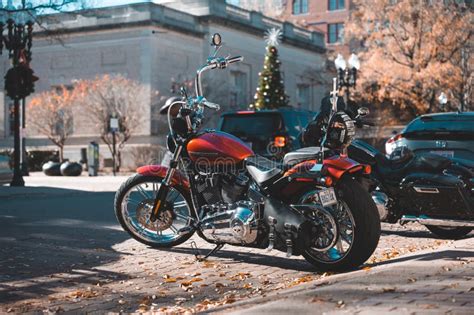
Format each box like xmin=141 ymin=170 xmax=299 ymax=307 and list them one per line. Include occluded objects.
xmin=114 ymin=174 xmax=196 ymax=248
xmin=299 ymin=177 xmax=381 ymax=271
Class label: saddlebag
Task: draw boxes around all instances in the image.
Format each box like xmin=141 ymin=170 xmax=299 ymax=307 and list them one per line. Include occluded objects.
xmin=401 ymin=172 xmax=474 ymax=219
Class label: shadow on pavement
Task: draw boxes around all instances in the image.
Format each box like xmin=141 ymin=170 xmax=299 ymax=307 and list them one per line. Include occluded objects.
xmin=382 ymin=228 xmax=473 ymax=240
xmin=164 ymin=246 xmax=316 ymax=272
xmin=369 ymin=249 xmax=474 ymax=269
xmin=0 ymin=186 xmax=129 ymax=304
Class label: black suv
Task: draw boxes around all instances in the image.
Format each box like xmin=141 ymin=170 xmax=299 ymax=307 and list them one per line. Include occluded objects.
xmin=217 ymin=108 xmax=315 ymax=159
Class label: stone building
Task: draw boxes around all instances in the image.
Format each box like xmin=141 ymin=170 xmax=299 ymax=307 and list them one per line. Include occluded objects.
xmin=0 ymin=0 xmax=327 ymax=167
xmin=230 ymin=0 xmax=353 ymax=54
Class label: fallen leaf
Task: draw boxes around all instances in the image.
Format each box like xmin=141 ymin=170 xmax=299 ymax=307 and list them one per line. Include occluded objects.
xmin=382 ymin=287 xmax=396 ymax=293
xmin=189 ymin=277 xmax=203 ymax=283
xmin=420 ymin=304 xmax=438 ymax=309
xmin=310 ymin=297 xmax=326 ymax=303
xmin=243 ymin=283 xmax=253 ymax=289
xmin=164 ymin=278 xmax=177 ymax=283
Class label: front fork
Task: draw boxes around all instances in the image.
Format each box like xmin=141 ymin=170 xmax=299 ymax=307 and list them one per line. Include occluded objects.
xmin=150 ymin=145 xmax=183 ymax=222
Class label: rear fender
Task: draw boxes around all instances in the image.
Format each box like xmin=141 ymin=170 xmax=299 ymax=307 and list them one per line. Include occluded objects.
xmin=136 ymin=165 xmax=190 ymax=190
xmin=323 ymin=155 xmax=365 ymax=180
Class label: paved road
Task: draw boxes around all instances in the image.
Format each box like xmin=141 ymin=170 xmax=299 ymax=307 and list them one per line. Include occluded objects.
xmin=0 ymin=175 xmax=471 ymax=313
xmin=219 ymin=237 xmax=474 ymax=315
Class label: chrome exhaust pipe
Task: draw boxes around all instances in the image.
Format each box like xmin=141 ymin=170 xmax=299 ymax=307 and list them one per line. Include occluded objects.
xmin=400 ymin=215 xmax=474 ymax=227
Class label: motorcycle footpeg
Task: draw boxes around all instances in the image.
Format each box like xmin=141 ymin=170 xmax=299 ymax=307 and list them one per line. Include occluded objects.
xmin=267 ymin=216 xmax=277 ymax=251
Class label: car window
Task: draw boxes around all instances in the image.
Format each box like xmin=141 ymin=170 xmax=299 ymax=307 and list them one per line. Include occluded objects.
xmin=281 ymin=112 xmax=313 ymax=138
xmin=405 ymin=116 xmax=474 ymax=133
xmin=220 ymin=113 xmax=284 ymax=137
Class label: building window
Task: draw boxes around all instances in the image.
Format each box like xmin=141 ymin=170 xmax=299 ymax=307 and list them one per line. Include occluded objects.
xmin=328 ymin=23 xmax=344 ymax=44
xmin=293 ymin=0 xmax=308 ymax=15
xmin=328 ymin=0 xmax=345 ymax=11
xmin=296 ymin=84 xmax=310 ymax=108
xmin=230 ymin=71 xmax=248 ymax=108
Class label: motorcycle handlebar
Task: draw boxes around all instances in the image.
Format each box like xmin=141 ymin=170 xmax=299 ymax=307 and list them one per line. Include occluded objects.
xmin=202 ymin=100 xmax=220 ymax=111
xmin=354 ymin=118 xmax=375 ymax=127
xmin=227 ymin=56 xmax=244 ymax=64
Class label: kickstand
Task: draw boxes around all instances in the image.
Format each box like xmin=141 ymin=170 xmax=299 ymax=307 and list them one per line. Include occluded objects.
xmin=190 ymin=241 xmax=224 ymax=261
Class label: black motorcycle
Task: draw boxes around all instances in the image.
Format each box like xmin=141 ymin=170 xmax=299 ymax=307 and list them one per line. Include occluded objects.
xmin=301 ymin=100 xmax=474 ymax=239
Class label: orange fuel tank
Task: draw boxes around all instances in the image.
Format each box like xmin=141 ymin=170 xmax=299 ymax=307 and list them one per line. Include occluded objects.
xmin=187 ymin=131 xmax=254 ymax=165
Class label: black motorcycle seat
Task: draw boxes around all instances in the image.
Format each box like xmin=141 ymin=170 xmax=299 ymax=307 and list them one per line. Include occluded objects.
xmin=245 ymin=156 xmax=282 ymax=185
xmin=375 ymin=152 xmax=452 ymax=179
xmin=283 ymin=147 xmax=331 ymax=167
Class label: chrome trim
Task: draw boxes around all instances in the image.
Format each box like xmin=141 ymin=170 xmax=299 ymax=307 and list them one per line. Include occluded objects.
xmin=400 ymin=215 xmax=474 ymax=227
xmin=413 ymin=186 xmax=440 ymax=194
xmin=371 ymin=191 xmax=389 ymax=221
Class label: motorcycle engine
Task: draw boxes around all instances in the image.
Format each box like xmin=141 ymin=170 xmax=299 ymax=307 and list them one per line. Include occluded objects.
xmin=200 ymin=201 xmax=260 ymax=245
xmin=195 ymin=172 xmax=249 ymax=205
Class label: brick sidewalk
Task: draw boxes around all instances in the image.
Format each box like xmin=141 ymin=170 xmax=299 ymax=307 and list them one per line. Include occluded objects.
xmin=219 ymin=237 xmax=474 ymax=315
xmin=0 ymin=223 xmax=456 ymax=313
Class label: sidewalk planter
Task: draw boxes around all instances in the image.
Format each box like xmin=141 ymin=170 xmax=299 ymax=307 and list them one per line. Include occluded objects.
xmin=60 ymin=161 xmax=83 ymax=176
xmin=42 ymin=161 xmax=62 ymax=176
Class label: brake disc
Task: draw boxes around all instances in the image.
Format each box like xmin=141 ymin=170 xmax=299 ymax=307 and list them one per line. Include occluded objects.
xmin=136 ymin=200 xmax=174 ymax=232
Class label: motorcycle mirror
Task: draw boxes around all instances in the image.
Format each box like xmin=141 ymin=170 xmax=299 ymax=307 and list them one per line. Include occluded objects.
xmin=211 ymin=33 xmax=222 ymax=47
xmin=357 ymin=107 xmax=370 ymax=117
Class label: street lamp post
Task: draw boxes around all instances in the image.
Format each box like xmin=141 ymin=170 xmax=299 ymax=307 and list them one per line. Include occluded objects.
xmin=109 ymin=115 xmax=119 ymax=177
xmin=334 ymin=53 xmax=361 ymax=107
xmin=0 ymin=1 xmax=37 ymax=187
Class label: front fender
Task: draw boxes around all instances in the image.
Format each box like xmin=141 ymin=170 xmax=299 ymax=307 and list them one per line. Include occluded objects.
xmin=136 ymin=165 xmax=190 ymax=190
xmin=323 ymin=155 xmax=365 ymax=180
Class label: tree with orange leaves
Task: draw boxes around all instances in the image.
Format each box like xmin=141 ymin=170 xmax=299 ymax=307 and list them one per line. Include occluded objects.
xmin=27 ymin=86 xmax=74 ymax=162
xmin=346 ymin=0 xmax=472 ymax=121
xmin=73 ymin=75 xmax=150 ymax=172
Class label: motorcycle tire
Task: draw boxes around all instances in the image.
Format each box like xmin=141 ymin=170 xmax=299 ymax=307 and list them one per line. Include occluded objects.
xmin=301 ymin=177 xmax=381 ymax=271
xmin=425 ymin=225 xmax=472 ymax=239
xmin=114 ymin=174 xmax=196 ymax=248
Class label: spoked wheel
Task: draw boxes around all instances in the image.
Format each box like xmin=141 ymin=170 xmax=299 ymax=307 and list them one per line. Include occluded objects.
xmin=114 ymin=174 xmax=196 ymax=248
xmin=299 ymin=177 xmax=381 ymax=271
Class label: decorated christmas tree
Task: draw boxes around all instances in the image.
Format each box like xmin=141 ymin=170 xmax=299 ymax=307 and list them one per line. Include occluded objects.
xmin=250 ymin=28 xmax=289 ymax=110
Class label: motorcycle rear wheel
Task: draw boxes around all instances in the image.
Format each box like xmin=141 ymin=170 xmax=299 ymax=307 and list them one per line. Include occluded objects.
xmin=425 ymin=225 xmax=472 ymax=239
xmin=301 ymin=177 xmax=381 ymax=271
xmin=114 ymin=174 xmax=196 ymax=248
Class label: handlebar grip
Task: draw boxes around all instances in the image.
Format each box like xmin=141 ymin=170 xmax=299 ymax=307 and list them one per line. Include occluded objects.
xmin=227 ymin=56 xmax=244 ymax=64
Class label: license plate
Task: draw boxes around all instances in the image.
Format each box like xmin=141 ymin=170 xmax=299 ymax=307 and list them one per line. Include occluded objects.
xmin=319 ymin=188 xmax=337 ymax=207
xmin=430 ymin=150 xmax=454 ymax=158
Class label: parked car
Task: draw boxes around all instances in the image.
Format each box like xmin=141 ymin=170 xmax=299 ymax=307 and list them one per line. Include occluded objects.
xmin=218 ymin=107 xmax=315 ymax=159
xmin=0 ymin=154 xmax=12 ymax=185
xmin=385 ymin=112 xmax=474 ymax=163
